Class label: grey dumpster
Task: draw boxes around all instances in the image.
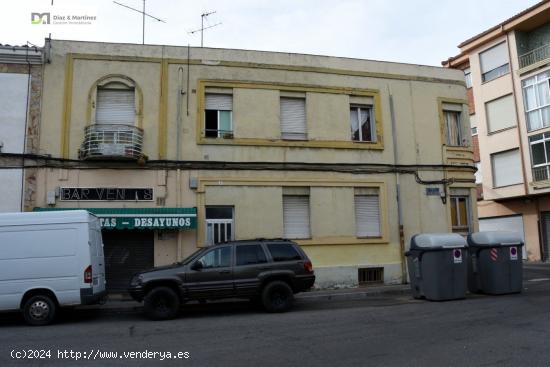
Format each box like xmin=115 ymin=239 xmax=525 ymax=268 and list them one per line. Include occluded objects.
xmin=467 ymin=231 xmax=523 ymax=295
xmin=405 ymin=233 xmax=468 ymax=301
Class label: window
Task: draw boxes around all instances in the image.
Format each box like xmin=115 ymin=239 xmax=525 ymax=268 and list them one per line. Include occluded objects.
xmin=236 ymin=244 xmax=267 ymax=266
xmin=350 ymin=105 xmax=376 ymax=142
xmin=354 ymin=188 xmax=381 ymax=237
xmin=280 ymin=97 xmax=307 ymax=140
xmin=96 ymin=84 xmax=135 ymax=125
xmin=205 ymin=93 xmax=233 ymax=138
xmin=485 ymin=94 xmax=516 ymax=133
xmin=450 ymin=190 xmax=471 ymax=235
xmin=529 ymin=132 xmax=550 ymax=181
xmin=443 ymin=104 xmax=466 ymax=146
xmin=479 ymin=42 xmax=510 ymax=83
xmin=266 ymin=243 xmax=302 ymax=262
xmin=205 ymin=206 xmax=234 ymax=245
xmin=196 ymin=246 xmax=231 ymax=269
xmin=491 ymin=149 xmax=523 ymax=187
xmin=282 ymin=187 xmax=310 ymax=239
xmin=464 ymin=68 xmax=472 ymax=88
xmin=475 ymin=162 xmax=482 ymax=184
xmin=470 ymin=114 xmax=477 ymax=135
xmin=522 ymin=70 xmax=550 ymax=132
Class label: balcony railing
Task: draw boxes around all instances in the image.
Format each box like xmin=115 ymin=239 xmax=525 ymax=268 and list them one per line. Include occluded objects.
xmin=519 ymin=44 xmax=550 ymax=69
xmin=532 ymin=166 xmax=550 ymax=182
xmin=79 ymin=124 xmax=143 ymax=160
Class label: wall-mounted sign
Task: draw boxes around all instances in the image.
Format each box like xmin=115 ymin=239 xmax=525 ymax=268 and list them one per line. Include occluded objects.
xmin=60 ymin=188 xmax=153 ymax=201
xmin=425 ymin=187 xmax=441 ymax=196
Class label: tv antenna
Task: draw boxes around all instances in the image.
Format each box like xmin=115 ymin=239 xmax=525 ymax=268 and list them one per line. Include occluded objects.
xmin=189 ymin=11 xmax=221 ymax=47
xmin=113 ymin=0 xmax=166 ymax=44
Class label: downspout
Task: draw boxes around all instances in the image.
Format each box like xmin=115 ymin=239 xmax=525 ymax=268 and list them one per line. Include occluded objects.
xmin=388 ymin=88 xmax=407 ymax=283
xmin=176 ymin=66 xmax=185 ymax=260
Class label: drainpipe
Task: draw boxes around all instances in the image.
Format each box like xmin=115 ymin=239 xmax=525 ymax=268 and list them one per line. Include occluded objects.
xmin=388 ymin=88 xmax=407 ymax=283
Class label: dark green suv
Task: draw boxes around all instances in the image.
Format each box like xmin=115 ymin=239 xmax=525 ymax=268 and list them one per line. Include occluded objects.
xmin=128 ymin=239 xmax=315 ymax=320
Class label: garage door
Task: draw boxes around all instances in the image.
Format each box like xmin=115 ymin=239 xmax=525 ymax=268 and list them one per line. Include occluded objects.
xmin=479 ymin=215 xmax=527 ymax=259
xmin=102 ymin=230 xmax=154 ymax=291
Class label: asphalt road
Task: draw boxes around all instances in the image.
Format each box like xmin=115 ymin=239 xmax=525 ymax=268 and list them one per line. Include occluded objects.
xmin=1 ymin=264 xmax=550 ymax=367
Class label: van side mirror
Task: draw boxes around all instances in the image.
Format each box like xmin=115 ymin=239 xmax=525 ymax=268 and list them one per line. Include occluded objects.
xmin=191 ymin=261 xmax=203 ymax=271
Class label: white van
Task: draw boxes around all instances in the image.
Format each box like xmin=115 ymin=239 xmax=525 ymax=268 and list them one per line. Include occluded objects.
xmin=0 ymin=210 xmax=106 ymax=325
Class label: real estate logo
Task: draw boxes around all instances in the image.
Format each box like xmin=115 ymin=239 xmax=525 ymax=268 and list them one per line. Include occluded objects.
xmin=31 ymin=12 xmax=51 ymax=25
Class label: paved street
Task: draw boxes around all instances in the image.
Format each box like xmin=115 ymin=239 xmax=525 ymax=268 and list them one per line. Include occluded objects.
xmin=1 ymin=264 xmax=550 ymax=367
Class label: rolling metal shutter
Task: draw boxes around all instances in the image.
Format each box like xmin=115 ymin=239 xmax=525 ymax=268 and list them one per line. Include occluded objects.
xmin=102 ymin=230 xmax=154 ymax=291
xmin=479 ymin=215 xmax=527 ymax=259
xmin=283 ymin=195 xmax=310 ymax=239
xmin=491 ymin=149 xmax=522 ymax=187
xmin=480 ymin=42 xmax=508 ymax=74
xmin=541 ymin=213 xmax=550 ymax=261
xmin=280 ymin=98 xmax=306 ymax=140
xmin=205 ymin=94 xmax=232 ymax=110
xmin=355 ymin=194 xmax=381 ymax=237
xmin=96 ymin=89 xmax=135 ymax=125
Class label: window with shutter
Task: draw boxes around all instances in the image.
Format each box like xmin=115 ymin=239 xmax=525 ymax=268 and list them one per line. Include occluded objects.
xmin=479 ymin=42 xmax=509 ymax=83
xmin=485 ymin=94 xmax=515 ymax=133
xmin=96 ymin=88 xmax=135 ymax=125
xmin=205 ymin=93 xmax=233 ymax=138
xmin=491 ymin=149 xmax=523 ymax=187
xmin=280 ymin=97 xmax=307 ymax=140
xmin=282 ymin=194 xmax=310 ymax=239
xmin=354 ymin=189 xmax=381 ymax=237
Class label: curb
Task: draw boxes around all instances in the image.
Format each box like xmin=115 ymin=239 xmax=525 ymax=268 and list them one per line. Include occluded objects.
xmin=88 ymin=285 xmax=413 ymax=314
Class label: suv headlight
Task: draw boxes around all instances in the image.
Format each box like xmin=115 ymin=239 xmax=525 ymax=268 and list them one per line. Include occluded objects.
xmin=130 ymin=274 xmax=143 ymax=286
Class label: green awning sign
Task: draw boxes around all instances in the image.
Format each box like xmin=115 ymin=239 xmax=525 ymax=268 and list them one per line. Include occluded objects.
xmin=33 ymin=207 xmax=197 ymax=230
xmin=99 ymin=216 xmax=194 ymax=230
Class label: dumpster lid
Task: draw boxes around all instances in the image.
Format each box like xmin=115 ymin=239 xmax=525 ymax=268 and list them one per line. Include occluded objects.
xmin=468 ymin=231 xmax=523 ymax=247
xmin=411 ymin=233 xmax=467 ymax=249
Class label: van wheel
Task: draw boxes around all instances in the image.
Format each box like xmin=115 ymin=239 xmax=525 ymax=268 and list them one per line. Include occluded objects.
xmin=262 ymin=281 xmax=294 ymax=313
xmin=143 ymin=287 xmax=180 ymax=320
xmin=23 ymin=295 xmax=57 ymax=326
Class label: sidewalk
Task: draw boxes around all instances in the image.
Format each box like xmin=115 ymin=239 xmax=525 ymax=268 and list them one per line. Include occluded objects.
xmin=85 ymin=284 xmax=412 ymax=314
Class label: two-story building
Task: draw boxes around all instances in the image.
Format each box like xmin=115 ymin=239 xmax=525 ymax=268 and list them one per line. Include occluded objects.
xmin=29 ymin=39 xmax=475 ymax=290
xmin=443 ymin=0 xmax=550 ymax=261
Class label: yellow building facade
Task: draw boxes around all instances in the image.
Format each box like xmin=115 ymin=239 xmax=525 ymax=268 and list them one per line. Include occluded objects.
xmin=32 ymin=39 xmax=475 ymax=289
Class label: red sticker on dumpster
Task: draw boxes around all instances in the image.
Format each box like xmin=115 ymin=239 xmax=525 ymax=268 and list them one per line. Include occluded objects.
xmin=453 ymin=249 xmax=462 ymax=264
xmin=510 ymin=246 xmax=518 ymax=261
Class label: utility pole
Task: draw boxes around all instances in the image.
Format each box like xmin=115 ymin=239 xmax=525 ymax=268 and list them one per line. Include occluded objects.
xmin=113 ymin=0 xmax=165 ymax=44
xmin=189 ymin=11 xmax=221 ymax=47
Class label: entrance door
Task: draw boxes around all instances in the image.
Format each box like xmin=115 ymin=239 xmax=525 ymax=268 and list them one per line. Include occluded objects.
xmin=479 ymin=215 xmax=527 ymax=260
xmin=102 ymin=230 xmax=154 ymax=291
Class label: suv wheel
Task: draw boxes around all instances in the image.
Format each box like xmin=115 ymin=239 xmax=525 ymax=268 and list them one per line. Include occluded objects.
xmin=23 ymin=294 xmax=57 ymax=326
xmin=261 ymin=281 xmax=294 ymax=313
xmin=143 ymin=287 xmax=180 ymax=320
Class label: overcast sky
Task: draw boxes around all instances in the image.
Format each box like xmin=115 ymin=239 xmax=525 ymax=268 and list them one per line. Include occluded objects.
xmin=0 ymin=0 xmax=538 ymax=66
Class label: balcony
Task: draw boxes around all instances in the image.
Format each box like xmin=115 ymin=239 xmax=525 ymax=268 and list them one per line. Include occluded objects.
xmin=79 ymin=124 xmax=143 ymax=160
xmin=532 ymin=166 xmax=550 ymax=182
xmin=519 ymin=43 xmax=550 ymax=70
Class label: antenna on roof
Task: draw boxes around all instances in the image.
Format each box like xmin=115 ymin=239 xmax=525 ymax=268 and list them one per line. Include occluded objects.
xmin=188 ymin=11 xmax=221 ymax=47
xmin=113 ymin=0 xmax=166 ymax=44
